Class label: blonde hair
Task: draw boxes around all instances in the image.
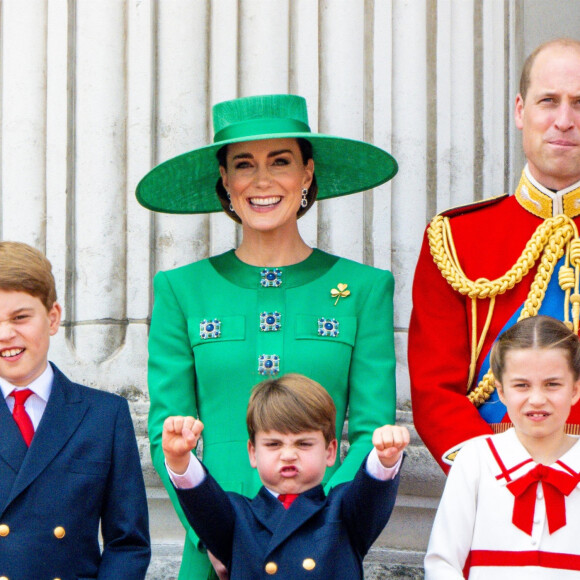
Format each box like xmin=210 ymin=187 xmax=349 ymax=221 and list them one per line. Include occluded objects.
xmin=491 ymin=315 xmax=580 ymax=383
xmin=246 ymin=373 xmax=336 ymax=445
xmin=0 ymin=241 xmax=57 ymax=310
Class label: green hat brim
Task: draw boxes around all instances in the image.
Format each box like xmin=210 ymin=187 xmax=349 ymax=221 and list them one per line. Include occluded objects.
xmin=136 ymin=132 xmax=398 ymax=214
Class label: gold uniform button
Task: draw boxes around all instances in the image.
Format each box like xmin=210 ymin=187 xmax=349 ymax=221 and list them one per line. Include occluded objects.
xmin=303 ymin=558 xmax=316 ymax=571
xmin=0 ymin=576 xmax=9 ymax=580
xmin=0 ymin=524 xmax=9 ymax=537
xmin=53 ymin=526 xmax=66 ymax=539
xmin=265 ymin=561 xmax=278 ymax=574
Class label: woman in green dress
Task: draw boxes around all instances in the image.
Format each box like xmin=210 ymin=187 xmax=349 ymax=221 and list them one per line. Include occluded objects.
xmin=136 ymin=94 xmax=398 ymax=580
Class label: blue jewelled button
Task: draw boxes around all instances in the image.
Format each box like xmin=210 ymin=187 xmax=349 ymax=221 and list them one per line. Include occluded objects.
xmin=258 ymin=354 xmax=280 ymax=375
xmin=260 ymin=311 xmax=281 ymax=332
xmin=318 ymin=317 xmax=339 ymax=337
xmin=200 ymin=318 xmax=221 ymax=339
xmin=260 ymin=268 xmax=283 ymax=288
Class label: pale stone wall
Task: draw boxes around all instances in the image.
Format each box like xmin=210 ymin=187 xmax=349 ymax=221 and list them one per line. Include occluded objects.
xmin=1 ymin=1 xmax=578 ymax=577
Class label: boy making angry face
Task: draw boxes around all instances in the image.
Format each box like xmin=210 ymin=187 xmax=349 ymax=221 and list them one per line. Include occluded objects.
xmin=163 ymin=373 xmax=408 ymax=580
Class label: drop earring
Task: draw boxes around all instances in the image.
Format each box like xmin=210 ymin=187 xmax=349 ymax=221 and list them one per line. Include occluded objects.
xmin=227 ymin=192 xmax=234 ymax=212
xmin=300 ymin=188 xmax=308 ymax=208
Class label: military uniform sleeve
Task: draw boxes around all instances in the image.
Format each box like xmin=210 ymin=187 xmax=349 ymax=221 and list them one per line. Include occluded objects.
xmin=147 ymin=270 xmax=201 ymax=547
xmin=409 ymin=228 xmax=493 ymax=473
xmin=326 ymin=268 xmax=396 ymax=489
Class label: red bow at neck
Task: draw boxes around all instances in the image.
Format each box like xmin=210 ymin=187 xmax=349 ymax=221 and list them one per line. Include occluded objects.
xmin=506 ymin=463 xmax=578 ymax=535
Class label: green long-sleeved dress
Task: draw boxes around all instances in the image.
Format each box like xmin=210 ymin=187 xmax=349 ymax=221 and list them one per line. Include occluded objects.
xmin=148 ymin=248 xmax=396 ymax=579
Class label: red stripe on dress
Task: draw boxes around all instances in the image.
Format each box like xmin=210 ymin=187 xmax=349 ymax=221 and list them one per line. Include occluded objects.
xmin=485 ymin=438 xmax=511 ymax=481
xmin=556 ymin=459 xmax=580 ymax=478
xmin=469 ymin=550 xmax=580 ymax=570
xmin=462 ymin=552 xmax=472 ymax=579
xmin=485 ymin=437 xmax=533 ymax=482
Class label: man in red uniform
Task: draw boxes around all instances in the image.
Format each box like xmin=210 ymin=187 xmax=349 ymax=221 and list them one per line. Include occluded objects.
xmin=409 ymin=38 xmax=580 ymax=473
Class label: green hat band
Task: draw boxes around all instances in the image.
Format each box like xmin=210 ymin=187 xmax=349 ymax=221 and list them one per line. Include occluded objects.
xmin=214 ymin=118 xmax=311 ymax=143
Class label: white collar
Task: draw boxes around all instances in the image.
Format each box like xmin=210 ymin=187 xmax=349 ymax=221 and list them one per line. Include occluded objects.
xmin=485 ymin=428 xmax=580 ymax=486
xmin=0 ymin=363 xmax=54 ymax=403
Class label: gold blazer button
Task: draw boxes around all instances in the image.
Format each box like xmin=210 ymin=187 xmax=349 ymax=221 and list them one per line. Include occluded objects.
xmin=302 ymin=558 xmax=316 ymax=570
xmin=265 ymin=561 xmax=278 ymax=574
xmin=0 ymin=524 xmax=9 ymax=537
xmin=0 ymin=575 xmax=9 ymax=580
xmin=53 ymin=526 xmax=66 ymax=539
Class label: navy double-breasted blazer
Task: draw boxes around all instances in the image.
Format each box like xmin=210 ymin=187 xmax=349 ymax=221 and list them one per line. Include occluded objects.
xmin=0 ymin=364 xmax=151 ymax=580
xmin=176 ymin=457 xmax=400 ymax=579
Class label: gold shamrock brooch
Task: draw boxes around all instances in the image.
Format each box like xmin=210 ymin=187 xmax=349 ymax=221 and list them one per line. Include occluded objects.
xmin=331 ymin=283 xmax=350 ymax=306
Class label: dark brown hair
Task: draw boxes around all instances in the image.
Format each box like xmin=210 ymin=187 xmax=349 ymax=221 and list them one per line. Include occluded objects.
xmin=0 ymin=241 xmax=57 ymax=311
xmin=490 ymin=315 xmax=580 ymax=383
xmin=246 ymin=373 xmax=336 ymax=445
xmin=519 ymin=38 xmax=580 ymax=102
xmin=215 ymin=138 xmax=318 ymax=224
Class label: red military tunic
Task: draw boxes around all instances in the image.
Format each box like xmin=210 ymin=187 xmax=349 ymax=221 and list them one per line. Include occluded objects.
xmin=409 ymin=167 xmax=580 ymax=473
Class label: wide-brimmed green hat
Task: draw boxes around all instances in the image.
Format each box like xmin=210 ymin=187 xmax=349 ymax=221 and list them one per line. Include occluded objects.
xmin=136 ymin=94 xmax=398 ymax=214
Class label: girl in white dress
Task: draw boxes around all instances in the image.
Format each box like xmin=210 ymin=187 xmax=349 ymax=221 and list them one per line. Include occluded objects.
xmin=425 ymin=315 xmax=580 ymax=579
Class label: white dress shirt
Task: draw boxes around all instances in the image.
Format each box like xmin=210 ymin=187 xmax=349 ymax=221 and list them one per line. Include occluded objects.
xmin=0 ymin=363 xmax=53 ymax=429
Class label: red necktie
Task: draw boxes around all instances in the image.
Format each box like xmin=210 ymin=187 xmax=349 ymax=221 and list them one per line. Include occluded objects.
xmin=278 ymin=493 xmax=299 ymax=509
xmin=10 ymin=389 xmax=35 ymax=446
xmin=506 ymin=463 xmax=579 ymax=535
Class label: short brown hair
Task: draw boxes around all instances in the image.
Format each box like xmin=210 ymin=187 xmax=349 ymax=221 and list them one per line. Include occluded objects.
xmin=246 ymin=373 xmax=336 ymax=445
xmin=491 ymin=315 xmax=580 ymax=383
xmin=0 ymin=241 xmax=57 ymax=311
xmin=519 ymin=38 xmax=580 ymax=102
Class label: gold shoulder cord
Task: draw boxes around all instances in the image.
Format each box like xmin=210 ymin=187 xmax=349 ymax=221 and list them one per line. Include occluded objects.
xmin=428 ymin=213 xmax=580 ymax=407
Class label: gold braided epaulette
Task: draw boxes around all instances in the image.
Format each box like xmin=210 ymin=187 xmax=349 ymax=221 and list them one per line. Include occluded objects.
xmin=427 ymin=213 xmax=580 ymax=407
xmin=428 ymin=214 xmax=572 ymax=300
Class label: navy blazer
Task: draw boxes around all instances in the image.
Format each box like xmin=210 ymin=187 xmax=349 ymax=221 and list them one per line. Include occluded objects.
xmin=176 ymin=457 xmax=400 ymax=579
xmin=0 ymin=364 xmax=151 ymax=580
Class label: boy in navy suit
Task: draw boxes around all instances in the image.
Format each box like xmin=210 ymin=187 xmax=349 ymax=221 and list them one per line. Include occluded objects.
xmin=0 ymin=241 xmax=150 ymax=579
xmin=163 ymin=373 xmax=409 ymax=579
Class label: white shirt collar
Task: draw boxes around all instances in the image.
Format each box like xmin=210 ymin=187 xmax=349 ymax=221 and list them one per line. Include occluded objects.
xmin=0 ymin=362 xmax=54 ymax=403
